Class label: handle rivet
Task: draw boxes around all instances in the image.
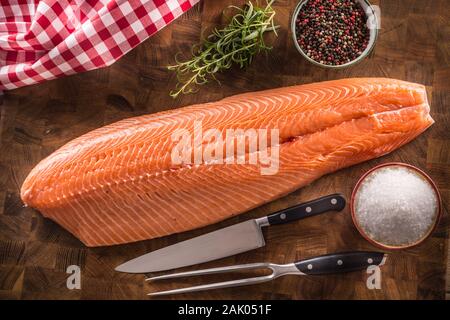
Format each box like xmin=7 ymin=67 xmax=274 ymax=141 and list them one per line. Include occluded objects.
xmin=306 ymin=206 xmax=312 ymax=213
xmin=307 ymin=264 xmax=313 ymax=270
xmin=280 ymin=213 xmax=286 ymax=220
xmin=337 ymin=259 xmax=343 ymax=266
xmin=331 ymin=198 xmax=337 ymax=205
xmin=367 ymin=258 xmax=373 ymax=264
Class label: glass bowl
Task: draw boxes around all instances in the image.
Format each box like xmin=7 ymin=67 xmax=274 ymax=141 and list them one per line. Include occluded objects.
xmin=291 ymin=0 xmax=379 ymax=69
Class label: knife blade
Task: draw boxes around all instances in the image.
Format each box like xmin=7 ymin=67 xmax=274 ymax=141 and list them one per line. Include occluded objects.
xmin=115 ymin=193 xmax=345 ymax=273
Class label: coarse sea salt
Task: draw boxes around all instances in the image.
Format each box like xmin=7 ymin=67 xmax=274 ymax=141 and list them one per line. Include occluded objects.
xmin=354 ymin=166 xmax=438 ymax=247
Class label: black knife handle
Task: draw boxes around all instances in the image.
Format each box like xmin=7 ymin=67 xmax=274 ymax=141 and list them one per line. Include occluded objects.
xmin=266 ymin=193 xmax=345 ymax=225
xmin=295 ymin=251 xmax=386 ymax=275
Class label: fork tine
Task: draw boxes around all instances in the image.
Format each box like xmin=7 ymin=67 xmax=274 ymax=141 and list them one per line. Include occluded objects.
xmin=146 ymin=263 xmax=271 ymax=281
xmin=148 ymin=274 xmax=274 ymax=296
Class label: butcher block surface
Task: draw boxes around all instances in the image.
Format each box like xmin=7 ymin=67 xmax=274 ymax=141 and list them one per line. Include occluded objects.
xmin=0 ymin=0 xmax=449 ymax=300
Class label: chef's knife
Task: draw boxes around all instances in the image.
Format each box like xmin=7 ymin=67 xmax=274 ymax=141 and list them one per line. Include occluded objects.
xmin=115 ymin=193 xmax=345 ymax=273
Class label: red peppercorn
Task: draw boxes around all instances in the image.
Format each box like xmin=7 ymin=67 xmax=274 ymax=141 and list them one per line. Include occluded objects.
xmin=295 ymin=0 xmax=370 ymax=66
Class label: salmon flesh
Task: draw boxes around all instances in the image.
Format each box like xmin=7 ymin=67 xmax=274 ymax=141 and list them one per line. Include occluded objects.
xmin=21 ymin=78 xmax=434 ymax=246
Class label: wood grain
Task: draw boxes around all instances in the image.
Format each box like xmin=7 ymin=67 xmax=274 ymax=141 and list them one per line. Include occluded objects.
xmin=0 ymin=0 xmax=448 ymax=300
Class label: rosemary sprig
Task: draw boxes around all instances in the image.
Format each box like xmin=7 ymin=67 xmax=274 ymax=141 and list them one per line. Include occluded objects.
xmin=168 ymin=0 xmax=279 ymax=98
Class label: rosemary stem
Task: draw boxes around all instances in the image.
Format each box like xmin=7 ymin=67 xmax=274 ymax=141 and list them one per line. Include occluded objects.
xmin=168 ymin=0 xmax=278 ymax=98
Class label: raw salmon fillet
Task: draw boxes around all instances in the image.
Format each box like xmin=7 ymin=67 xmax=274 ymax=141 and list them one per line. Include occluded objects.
xmin=21 ymin=78 xmax=433 ymax=247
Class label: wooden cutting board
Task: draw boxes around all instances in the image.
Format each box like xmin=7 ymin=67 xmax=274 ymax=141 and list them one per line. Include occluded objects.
xmin=0 ymin=0 xmax=448 ymax=300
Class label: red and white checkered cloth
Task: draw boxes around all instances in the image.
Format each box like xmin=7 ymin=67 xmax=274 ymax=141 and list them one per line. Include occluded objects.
xmin=0 ymin=0 xmax=199 ymax=91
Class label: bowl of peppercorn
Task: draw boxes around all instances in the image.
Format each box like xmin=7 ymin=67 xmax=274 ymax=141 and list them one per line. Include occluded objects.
xmin=292 ymin=0 xmax=378 ymax=68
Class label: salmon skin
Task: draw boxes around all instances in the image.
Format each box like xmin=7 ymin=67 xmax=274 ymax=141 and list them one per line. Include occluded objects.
xmin=21 ymin=78 xmax=433 ymax=247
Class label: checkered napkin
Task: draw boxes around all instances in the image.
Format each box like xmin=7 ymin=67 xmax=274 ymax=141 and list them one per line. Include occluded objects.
xmin=0 ymin=0 xmax=199 ymax=91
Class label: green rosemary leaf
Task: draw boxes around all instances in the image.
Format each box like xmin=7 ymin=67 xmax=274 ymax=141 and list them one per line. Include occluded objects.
xmin=168 ymin=0 xmax=279 ymax=98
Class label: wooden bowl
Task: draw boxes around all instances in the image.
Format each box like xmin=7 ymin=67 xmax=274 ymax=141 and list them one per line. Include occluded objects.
xmin=350 ymin=162 xmax=442 ymax=250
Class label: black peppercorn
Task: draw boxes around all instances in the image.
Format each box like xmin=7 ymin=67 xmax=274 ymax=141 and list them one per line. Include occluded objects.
xmin=295 ymin=0 xmax=370 ymax=66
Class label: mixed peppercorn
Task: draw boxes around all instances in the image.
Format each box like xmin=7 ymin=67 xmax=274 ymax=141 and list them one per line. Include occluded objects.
xmin=295 ymin=0 xmax=370 ymax=66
